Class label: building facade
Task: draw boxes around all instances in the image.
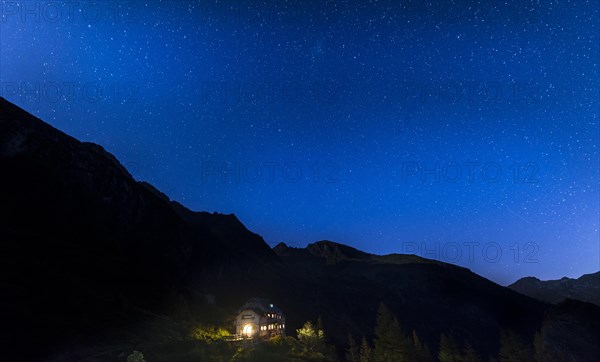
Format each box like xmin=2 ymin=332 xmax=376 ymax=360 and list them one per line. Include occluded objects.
xmin=234 ymin=297 xmax=285 ymax=339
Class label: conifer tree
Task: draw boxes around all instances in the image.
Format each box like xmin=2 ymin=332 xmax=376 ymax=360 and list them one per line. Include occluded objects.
xmin=373 ymin=303 xmax=413 ymax=361
xmin=297 ymin=321 xmax=325 ymax=354
xmin=359 ymin=336 xmax=372 ymax=362
xmin=438 ymin=333 xmax=461 ymax=362
xmin=498 ymin=329 xmax=534 ymax=362
xmin=412 ymin=330 xmax=433 ymax=361
xmin=462 ymin=340 xmax=482 ymax=362
xmin=346 ymin=333 xmax=359 ymax=362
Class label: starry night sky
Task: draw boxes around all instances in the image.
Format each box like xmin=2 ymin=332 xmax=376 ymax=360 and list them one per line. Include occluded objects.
xmin=1 ymin=0 xmax=598 ymax=285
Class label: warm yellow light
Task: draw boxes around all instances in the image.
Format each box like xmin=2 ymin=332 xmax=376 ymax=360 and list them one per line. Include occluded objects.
xmin=243 ymin=324 xmax=253 ymax=336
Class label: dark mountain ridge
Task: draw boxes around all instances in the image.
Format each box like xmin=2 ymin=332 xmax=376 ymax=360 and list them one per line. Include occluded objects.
xmin=273 ymin=241 xmax=545 ymax=352
xmin=1 ymin=97 xmax=598 ymax=361
xmin=509 ymin=272 xmax=600 ymax=306
xmin=0 ymin=97 xmax=280 ymax=359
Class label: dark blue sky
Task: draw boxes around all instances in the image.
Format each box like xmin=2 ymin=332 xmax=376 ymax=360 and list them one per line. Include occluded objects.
xmin=1 ymin=0 xmax=598 ymax=285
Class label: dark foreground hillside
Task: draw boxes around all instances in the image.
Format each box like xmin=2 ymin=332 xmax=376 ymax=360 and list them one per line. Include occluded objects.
xmin=1 ymin=97 xmax=598 ymax=361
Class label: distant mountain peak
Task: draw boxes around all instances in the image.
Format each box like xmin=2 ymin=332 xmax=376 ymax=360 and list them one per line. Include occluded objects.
xmin=306 ymin=240 xmax=370 ymax=263
xmin=274 ymin=239 xmax=449 ymax=268
xmin=517 ymin=276 xmax=541 ymax=283
xmin=509 ymin=272 xmax=600 ymax=306
xmin=168 ymin=201 xmax=275 ymax=261
xmin=273 ymin=242 xmax=289 ymax=254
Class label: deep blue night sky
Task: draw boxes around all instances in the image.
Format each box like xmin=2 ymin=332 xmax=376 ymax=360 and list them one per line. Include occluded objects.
xmin=1 ymin=0 xmax=598 ymax=285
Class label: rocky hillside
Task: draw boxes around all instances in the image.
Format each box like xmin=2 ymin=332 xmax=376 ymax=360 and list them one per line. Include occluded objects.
xmin=536 ymin=299 xmax=600 ymax=361
xmin=0 ymin=97 xmax=280 ymax=360
xmin=509 ymin=272 xmax=600 ymax=306
xmin=273 ymin=241 xmax=546 ymax=356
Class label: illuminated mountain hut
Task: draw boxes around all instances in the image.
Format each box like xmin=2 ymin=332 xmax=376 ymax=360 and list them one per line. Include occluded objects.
xmin=235 ymin=297 xmax=285 ymax=339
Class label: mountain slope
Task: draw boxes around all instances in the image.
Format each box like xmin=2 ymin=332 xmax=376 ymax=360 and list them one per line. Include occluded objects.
xmin=509 ymin=272 xmax=600 ymax=306
xmin=536 ymin=299 xmax=600 ymax=361
xmin=2 ymin=97 xmax=598 ymax=361
xmin=0 ymin=97 xmax=279 ymax=359
xmin=273 ymin=241 xmax=548 ymax=357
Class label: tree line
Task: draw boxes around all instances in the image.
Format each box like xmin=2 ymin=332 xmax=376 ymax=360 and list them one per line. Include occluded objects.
xmin=125 ymin=301 xmax=547 ymax=361
xmin=346 ymin=302 xmax=546 ymax=362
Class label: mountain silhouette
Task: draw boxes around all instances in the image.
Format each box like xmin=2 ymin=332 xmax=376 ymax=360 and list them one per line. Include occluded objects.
xmin=1 ymin=97 xmax=598 ymax=361
xmin=0 ymin=97 xmax=280 ymax=359
xmin=509 ymin=272 xmax=600 ymax=306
